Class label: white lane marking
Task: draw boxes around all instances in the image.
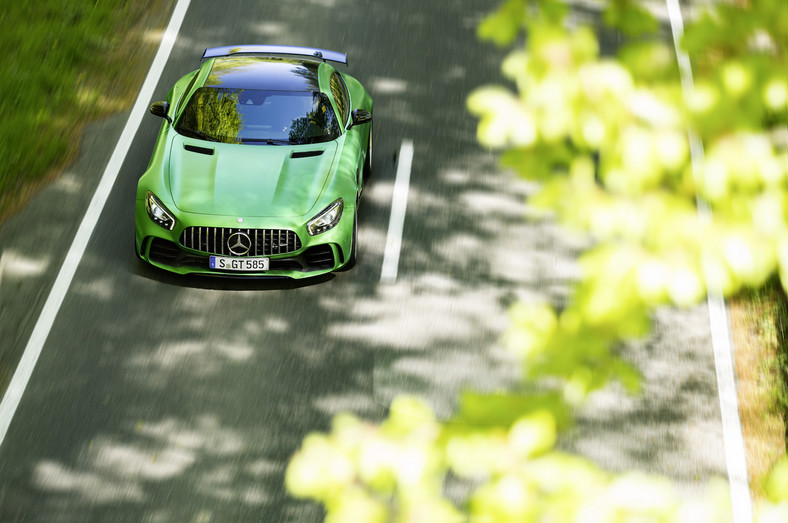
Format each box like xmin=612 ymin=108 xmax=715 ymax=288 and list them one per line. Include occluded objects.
xmin=665 ymin=0 xmax=753 ymax=520
xmin=0 ymin=0 xmax=192 ymax=447
xmin=380 ymin=140 xmax=414 ymax=284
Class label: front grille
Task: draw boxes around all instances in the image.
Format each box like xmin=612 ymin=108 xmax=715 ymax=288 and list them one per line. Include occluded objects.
xmin=179 ymin=227 xmax=302 ymax=257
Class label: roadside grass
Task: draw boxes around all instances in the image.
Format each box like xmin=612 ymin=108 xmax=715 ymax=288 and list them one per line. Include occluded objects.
xmin=730 ymin=278 xmax=788 ymax=499
xmin=0 ymin=0 xmax=174 ymax=225
xmin=0 ymin=0 xmax=174 ymax=405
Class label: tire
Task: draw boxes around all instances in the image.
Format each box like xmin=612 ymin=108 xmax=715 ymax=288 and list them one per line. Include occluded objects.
xmin=347 ymin=208 xmax=357 ymax=268
xmin=339 ymin=207 xmax=357 ymax=271
xmin=134 ymin=237 xmax=143 ymax=261
xmin=363 ymin=123 xmax=372 ymax=181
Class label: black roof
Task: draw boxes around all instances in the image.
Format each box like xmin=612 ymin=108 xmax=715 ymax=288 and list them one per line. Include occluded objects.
xmin=205 ymin=57 xmax=321 ymax=91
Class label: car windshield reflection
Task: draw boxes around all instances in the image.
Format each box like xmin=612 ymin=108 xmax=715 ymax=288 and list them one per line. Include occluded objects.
xmin=175 ymin=87 xmax=341 ymax=145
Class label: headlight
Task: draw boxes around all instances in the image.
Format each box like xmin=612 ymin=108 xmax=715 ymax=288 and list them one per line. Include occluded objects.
xmin=307 ymin=198 xmax=343 ymax=236
xmin=145 ymin=191 xmax=176 ymax=231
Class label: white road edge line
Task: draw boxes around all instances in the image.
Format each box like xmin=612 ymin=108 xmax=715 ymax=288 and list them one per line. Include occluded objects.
xmin=0 ymin=0 xmax=192 ymax=448
xmin=380 ymin=140 xmax=414 ymax=284
xmin=665 ymin=1 xmax=753 ymax=521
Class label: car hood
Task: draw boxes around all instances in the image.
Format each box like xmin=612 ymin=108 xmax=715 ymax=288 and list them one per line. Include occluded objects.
xmin=168 ymin=136 xmax=337 ymax=217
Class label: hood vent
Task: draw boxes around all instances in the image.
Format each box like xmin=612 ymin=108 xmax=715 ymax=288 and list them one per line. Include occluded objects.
xmin=290 ymin=150 xmax=324 ymax=159
xmin=184 ymin=144 xmax=215 ymax=156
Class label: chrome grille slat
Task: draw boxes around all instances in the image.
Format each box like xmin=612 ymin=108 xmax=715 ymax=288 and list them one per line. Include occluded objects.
xmin=179 ymin=227 xmax=301 ymax=257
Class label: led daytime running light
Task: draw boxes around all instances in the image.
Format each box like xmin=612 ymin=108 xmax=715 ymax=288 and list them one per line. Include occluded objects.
xmin=145 ymin=191 xmax=176 ymax=231
xmin=307 ymin=198 xmax=344 ymax=236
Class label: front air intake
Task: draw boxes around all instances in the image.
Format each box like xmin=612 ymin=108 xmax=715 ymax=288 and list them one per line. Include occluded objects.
xmin=290 ymin=150 xmax=324 ymax=159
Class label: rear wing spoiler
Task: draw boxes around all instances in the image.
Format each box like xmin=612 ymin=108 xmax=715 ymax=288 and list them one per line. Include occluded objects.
xmin=201 ymin=45 xmax=347 ymax=65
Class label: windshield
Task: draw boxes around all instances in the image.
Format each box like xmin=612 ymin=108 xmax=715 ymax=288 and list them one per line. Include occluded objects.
xmin=175 ymin=87 xmax=341 ymax=145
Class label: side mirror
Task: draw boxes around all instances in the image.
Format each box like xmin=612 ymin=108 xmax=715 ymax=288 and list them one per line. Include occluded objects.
xmin=348 ymin=109 xmax=372 ymax=129
xmin=149 ymin=101 xmax=171 ymax=124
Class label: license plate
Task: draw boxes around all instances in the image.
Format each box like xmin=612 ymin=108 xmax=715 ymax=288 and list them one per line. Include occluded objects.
xmin=210 ymin=256 xmax=270 ymax=271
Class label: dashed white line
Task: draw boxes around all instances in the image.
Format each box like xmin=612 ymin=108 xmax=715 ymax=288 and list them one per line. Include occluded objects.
xmin=380 ymin=140 xmax=414 ymax=284
xmin=0 ymin=0 xmax=192 ymax=447
xmin=665 ymin=0 xmax=753 ymax=520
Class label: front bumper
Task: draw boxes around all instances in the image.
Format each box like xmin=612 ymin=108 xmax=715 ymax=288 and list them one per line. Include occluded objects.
xmin=134 ymin=201 xmax=354 ymax=279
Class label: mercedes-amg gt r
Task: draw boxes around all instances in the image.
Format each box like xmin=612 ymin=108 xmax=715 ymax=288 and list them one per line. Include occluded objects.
xmin=135 ymin=45 xmax=372 ymax=278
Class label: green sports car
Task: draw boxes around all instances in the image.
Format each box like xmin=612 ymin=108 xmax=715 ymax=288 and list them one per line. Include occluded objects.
xmin=135 ymin=45 xmax=372 ymax=278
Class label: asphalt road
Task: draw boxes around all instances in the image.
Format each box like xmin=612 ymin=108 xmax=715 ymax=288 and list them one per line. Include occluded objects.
xmin=0 ymin=1 xmax=729 ymax=521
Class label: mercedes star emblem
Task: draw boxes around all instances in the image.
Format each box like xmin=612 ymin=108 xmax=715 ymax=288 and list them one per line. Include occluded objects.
xmin=227 ymin=232 xmax=252 ymax=256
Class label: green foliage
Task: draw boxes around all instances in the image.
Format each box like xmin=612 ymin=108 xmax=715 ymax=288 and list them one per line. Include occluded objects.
xmin=477 ymin=0 xmax=568 ymax=47
xmin=286 ymin=0 xmax=788 ymax=520
xmin=177 ymin=88 xmax=244 ymax=143
xmin=740 ymin=280 xmax=788 ymax=431
xmin=477 ymin=0 xmax=525 ymax=47
xmin=286 ymin=397 xmax=460 ymax=523
xmin=287 ymin=396 xmax=755 ymax=522
xmin=603 ymin=0 xmax=659 ymax=37
xmin=448 ymin=391 xmax=572 ymax=432
xmin=766 ymin=456 xmax=788 ymax=503
xmin=0 ymin=0 xmax=164 ymax=217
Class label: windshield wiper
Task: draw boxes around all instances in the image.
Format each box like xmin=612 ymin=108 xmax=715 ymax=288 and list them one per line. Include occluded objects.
xmin=242 ymin=138 xmax=292 ymax=145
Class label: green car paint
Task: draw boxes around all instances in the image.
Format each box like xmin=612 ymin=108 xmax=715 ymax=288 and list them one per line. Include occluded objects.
xmin=167 ymin=137 xmax=339 ymax=217
xmin=134 ymin=46 xmax=372 ymax=278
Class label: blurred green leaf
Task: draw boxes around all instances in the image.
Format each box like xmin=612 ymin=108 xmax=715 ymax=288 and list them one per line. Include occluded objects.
xmin=765 ymin=456 xmax=788 ymax=503
xmin=478 ymin=0 xmax=526 ymax=47
xmin=603 ymin=0 xmax=659 ymax=36
xmin=450 ymin=391 xmax=571 ymax=432
xmin=619 ymin=42 xmax=678 ymax=83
